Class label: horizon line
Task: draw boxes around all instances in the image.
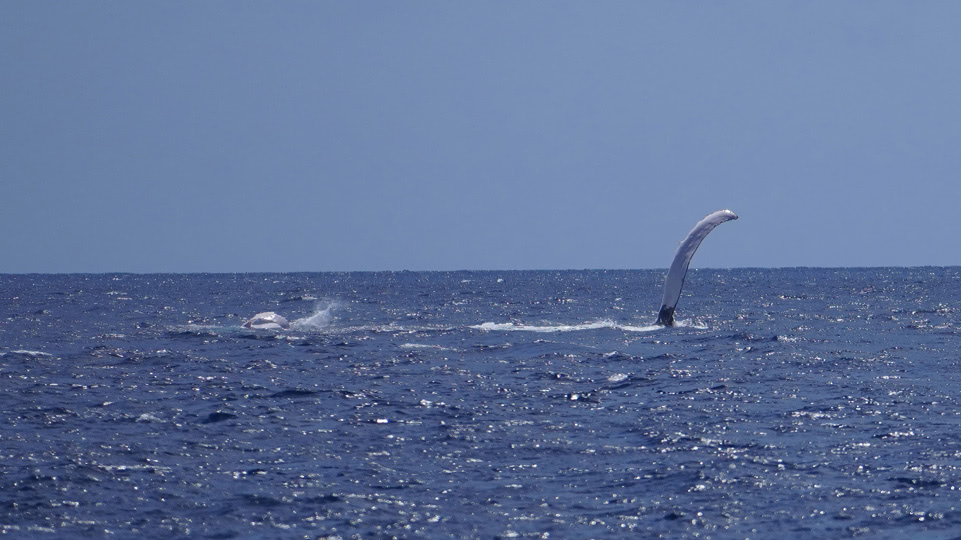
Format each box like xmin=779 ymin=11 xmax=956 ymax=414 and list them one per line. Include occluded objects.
xmin=3 ymin=265 xmax=961 ymax=276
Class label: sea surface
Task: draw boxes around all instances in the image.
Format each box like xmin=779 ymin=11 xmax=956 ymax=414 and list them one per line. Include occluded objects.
xmin=3 ymin=268 xmax=961 ymax=539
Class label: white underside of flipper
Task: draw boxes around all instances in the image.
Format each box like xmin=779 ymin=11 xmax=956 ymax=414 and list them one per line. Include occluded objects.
xmin=656 ymin=209 xmax=738 ymax=326
xmin=242 ymin=311 xmax=290 ymax=330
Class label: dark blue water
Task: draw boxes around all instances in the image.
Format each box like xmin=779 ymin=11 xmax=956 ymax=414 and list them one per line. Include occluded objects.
xmin=3 ymin=269 xmax=961 ymax=539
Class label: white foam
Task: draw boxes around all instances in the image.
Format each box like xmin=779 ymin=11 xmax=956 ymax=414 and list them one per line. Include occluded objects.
xmin=470 ymin=320 xmax=661 ymax=333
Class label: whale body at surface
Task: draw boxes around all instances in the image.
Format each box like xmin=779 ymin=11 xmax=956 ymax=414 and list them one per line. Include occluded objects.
xmin=656 ymin=209 xmax=738 ymax=326
xmin=242 ymin=311 xmax=290 ymax=330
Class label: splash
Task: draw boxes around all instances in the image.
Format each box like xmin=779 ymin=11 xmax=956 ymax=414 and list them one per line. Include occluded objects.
xmin=290 ymin=301 xmax=338 ymax=331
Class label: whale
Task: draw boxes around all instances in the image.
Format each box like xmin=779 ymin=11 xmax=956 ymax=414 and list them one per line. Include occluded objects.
xmin=242 ymin=311 xmax=290 ymax=330
xmin=656 ymin=209 xmax=738 ymax=326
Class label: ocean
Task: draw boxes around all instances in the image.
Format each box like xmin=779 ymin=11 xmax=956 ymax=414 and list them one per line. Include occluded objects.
xmin=2 ymin=268 xmax=961 ymax=539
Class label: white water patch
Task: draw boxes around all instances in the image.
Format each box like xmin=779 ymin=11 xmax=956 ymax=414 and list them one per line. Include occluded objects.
xmin=0 ymin=349 xmax=54 ymax=358
xmin=619 ymin=323 xmax=666 ymax=332
xmin=672 ymin=319 xmax=709 ymax=330
xmin=399 ymin=343 xmax=455 ymax=351
xmin=470 ymin=320 xmax=661 ymax=333
xmin=290 ymin=301 xmax=338 ymax=331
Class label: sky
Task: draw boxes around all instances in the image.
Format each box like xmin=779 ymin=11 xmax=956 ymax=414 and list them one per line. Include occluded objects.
xmin=2 ymin=2 xmax=960 ymax=273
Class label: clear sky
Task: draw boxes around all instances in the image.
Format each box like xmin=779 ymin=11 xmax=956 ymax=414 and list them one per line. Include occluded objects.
xmin=2 ymin=2 xmax=960 ymax=273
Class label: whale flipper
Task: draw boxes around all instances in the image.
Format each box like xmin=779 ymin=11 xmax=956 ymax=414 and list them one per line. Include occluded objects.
xmin=656 ymin=210 xmax=738 ymax=326
xmin=242 ymin=311 xmax=290 ymax=330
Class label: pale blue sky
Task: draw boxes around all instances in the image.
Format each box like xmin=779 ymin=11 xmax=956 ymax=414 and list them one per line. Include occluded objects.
xmin=3 ymin=2 xmax=960 ymax=273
